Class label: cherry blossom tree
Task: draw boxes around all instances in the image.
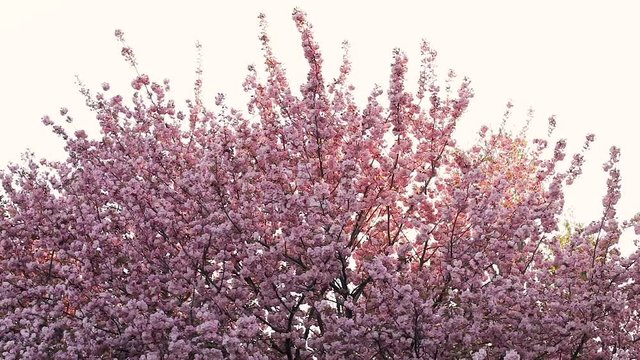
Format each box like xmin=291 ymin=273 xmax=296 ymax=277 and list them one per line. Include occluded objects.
xmin=2 ymin=9 xmax=640 ymax=359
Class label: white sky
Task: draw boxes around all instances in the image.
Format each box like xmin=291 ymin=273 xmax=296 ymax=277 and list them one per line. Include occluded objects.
xmin=1 ymin=1 xmax=639 ymax=250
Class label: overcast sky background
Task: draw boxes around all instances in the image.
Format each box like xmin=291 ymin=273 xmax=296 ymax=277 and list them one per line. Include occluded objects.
xmin=1 ymin=1 xmax=639 ymax=251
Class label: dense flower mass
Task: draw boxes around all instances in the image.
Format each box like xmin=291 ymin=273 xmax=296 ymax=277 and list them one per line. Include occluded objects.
xmin=2 ymin=8 xmax=640 ymax=359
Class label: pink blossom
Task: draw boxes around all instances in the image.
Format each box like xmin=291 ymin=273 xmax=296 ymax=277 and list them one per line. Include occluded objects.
xmin=74 ymin=129 xmax=87 ymax=139
xmin=472 ymin=348 xmax=487 ymax=360
xmin=41 ymin=115 xmax=53 ymax=126
xmin=504 ymin=350 xmax=521 ymax=360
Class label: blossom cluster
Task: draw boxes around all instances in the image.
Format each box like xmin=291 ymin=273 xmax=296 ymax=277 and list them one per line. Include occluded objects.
xmin=2 ymin=8 xmax=639 ymax=359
